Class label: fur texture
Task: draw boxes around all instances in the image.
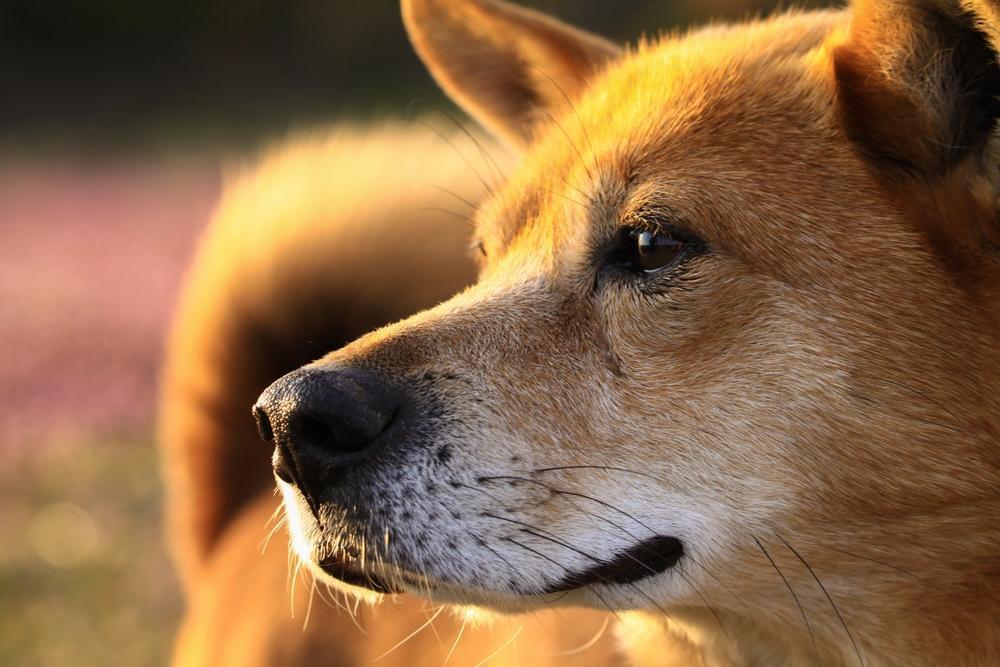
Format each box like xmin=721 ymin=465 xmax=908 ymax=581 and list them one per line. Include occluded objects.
xmin=270 ymin=1 xmax=1000 ymax=665
xmin=161 ymin=125 xmax=622 ymax=664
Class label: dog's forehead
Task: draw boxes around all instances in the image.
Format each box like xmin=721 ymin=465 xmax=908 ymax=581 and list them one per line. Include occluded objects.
xmin=476 ymin=10 xmax=859 ymax=276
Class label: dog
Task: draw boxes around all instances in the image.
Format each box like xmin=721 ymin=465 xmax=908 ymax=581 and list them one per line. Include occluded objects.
xmin=165 ymin=0 xmax=1000 ymax=664
xmin=161 ymin=125 xmax=620 ymax=664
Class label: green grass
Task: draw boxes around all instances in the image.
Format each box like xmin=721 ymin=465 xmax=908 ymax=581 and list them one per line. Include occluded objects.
xmin=0 ymin=438 xmax=182 ymax=666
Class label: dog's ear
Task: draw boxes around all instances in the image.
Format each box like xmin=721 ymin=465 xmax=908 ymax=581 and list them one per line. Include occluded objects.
xmin=402 ymin=0 xmax=620 ymax=148
xmin=834 ymin=0 xmax=1000 ymax=177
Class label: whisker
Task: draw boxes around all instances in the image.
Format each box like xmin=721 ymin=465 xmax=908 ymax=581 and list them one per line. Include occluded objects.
xmin=534 ymin=104 xmax=595 ymax=184
xmin=478 ymin=475 xmax=656 ymax=533
xmin=671 ymin=567 xmax=733 ymax=644
xmin=415 ymin=117 xmax=496 ymax=196
xmin=502 ymin=526 xmax=691 ymax=643
xmin=850 ymin=382 xmax=966 ymax=435
xmin=538 ymin=185 xmax=588 ymax=210
xmin=444 ymin=612 xmax=468 ymax=665
xmin=550 ymin=614 xmax=610 ymax=657
xmin=539 ymin=588 xmax=573 ymax=605
xmin=529 ymin=65 xmax=600 ymax=175
xmin=314 ymin=581 xmax=367 ymax=634
xmin=525 ymin=523 xmax=729 ymax=645
xmin=475 ymin=535 xmax=521 ymax=589
xmin=472 ymin=623 xmax=524 ymax=667
xmin=502 ymin=536 xmax=622 ymax=621
xmin=826 ymin=545 xmax=948 ymax=592
xmin=372 ymin=606 xmax=445 ymax=663
xmin=777 ymin=535 xmax=864 ymax=667
xmin=423 ymin=606 xmax=446 ymax=651
xmin=457 ymin=481 xmax=507 ymax=505
xmin=431 ymin=107 xmax=507 ymax=190
xmin=302 ymin=573 xmax=317 ymax=632
xmin=260 ymin=513 xmax=287 ymax=555
xmin=413 ymin=206 xmax=477 ymax=228
xmin=424 ymin=184 xmax=480 ymax=211
xmin=289 ymin=556 xmax=304 ymax=619
xmin=753 ymin=535 xmax=819 ymax=662
xmin=532 ymin=465 xmax=662 ymax=482
xmin=680 ymin=550 xmax=751 ymax=612
xmin=264 ymin=500 xmax=285 ymax=527
xmin=549 ymin=499 xmax=748 ymax=622
xmin=561 ymin=175 xmax=597 ymax=207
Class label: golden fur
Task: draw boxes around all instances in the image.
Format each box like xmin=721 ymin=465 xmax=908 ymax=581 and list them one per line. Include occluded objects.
xmin=162 ymin=125 xmax=621 ymax=664
xmin=163 ymin=1 xmax=1000 ymax=665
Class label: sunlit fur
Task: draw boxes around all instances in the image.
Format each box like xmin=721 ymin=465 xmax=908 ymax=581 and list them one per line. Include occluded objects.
xmin=270 ymin=1 xmax=1000 ymax=665
xmin=161 ymin=125 xmax=623 ymax=665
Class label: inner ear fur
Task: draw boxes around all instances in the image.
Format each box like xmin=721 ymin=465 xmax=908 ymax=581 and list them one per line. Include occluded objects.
xmin=834 ymin=0 xmax=1000 ymax=177
xmin=402 ymin=0 xmax=620 ymax=149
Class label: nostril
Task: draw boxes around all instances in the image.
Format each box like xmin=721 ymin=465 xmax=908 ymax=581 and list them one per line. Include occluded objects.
xmin=254 ymin=406 xmax=274 ymax=443
xmin=293 ymin=410 xmax=384 ymax=455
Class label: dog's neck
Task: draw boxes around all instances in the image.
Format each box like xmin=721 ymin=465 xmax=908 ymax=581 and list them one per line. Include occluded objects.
xmin=615 ymin=502 xmax=1000 ymax=667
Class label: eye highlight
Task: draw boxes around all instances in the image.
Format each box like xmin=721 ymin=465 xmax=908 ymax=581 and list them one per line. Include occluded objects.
xmin=626 ymin=228 xmax=689 ymax=273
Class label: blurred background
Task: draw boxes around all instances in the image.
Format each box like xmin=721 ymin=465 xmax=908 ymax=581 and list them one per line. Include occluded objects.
xmin=0 ymin=0 xmax=834 ymax=664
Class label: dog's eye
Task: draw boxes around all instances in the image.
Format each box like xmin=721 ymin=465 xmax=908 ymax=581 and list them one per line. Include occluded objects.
xmin=628 ymin=230 xmax=686 ymax=273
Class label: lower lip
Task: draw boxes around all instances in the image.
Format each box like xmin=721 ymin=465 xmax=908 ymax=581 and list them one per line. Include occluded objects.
xmin=543 ymin=535 xmax=684 ymax=593
xmin=317 ymin=557 xmax=401 ymax=594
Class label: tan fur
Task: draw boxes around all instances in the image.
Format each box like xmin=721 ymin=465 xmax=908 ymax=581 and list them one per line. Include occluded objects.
xmin=265 ymin=1 xmax=1000 ymax=665
xmin=172 ymin=493 xmax=621 ymax=665
xmin=161 ymin=125 xmax=624 ymax=664
xmin=160 ymin=124 xmax=484 ymax=587
xmin=165 ymin=0 xmax=1000 ymax=664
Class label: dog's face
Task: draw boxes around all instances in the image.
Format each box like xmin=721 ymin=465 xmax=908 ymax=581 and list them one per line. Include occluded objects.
xmin=258 ymin=0 xmax=1000 ymax=661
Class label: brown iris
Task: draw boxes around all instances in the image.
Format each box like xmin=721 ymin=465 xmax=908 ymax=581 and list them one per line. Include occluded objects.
xmin=630 ymin=229 xmax=686 ymax=273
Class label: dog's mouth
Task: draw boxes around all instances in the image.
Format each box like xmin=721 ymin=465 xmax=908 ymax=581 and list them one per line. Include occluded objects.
xmin=316 ymin=536 xmax=683 ymax=599
xmin=317 ymin=554 xmax=402 ymax=594
xmin=543 ymin=535 xmax=684 ymax=593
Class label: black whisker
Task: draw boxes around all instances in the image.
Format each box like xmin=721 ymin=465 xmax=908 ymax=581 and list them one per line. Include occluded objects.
xmin=532 ymin=465 xmax=662 ymax=482
xmin=680 ymin=551 xmax=751 ymax=612
xmin=493 ymin=515 xmax=705 ymax=646
xmin=477 ymin=475 xmax=657 ymax=534
xmin=540 ymin=588 xmax=573 ymax=604
xmin=753 ymin=535 xmax=819 ymax=662
xmin=851 ymin=381 xmax=966 ymax=435
xmin=523 ymin=510 xmax=735 ymax=644
xmin=455 ymin=481 xmax=506 ymax=504
xmin=826 ymin=545 xmax=948 ymax=593
xmin=777 ymin=535 xmax=864 ymax=667
xmin=473 ymin=536 xmax=521 ymax=592
xmin=502 ymin=537 xmax=624 ymax=624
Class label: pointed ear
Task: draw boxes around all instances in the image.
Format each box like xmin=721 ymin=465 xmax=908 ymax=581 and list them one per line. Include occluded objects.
xmin=834 ymin=0 xmax=1000 ymax=177
xmin=402 ymin=0 xmax=620 ymax=148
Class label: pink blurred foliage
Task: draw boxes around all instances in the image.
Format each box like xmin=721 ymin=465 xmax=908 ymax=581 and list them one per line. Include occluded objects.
xmin=0 ymin=157 xmax=222 ymax=451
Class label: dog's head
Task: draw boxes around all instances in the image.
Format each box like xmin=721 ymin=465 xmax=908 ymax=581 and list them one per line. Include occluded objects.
xmin=257 ymin=0 xmax=1000 ymax=661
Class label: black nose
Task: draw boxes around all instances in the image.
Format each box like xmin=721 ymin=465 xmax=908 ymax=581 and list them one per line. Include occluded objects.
xmin=253 ymin=366 xmax=403 ymax=507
